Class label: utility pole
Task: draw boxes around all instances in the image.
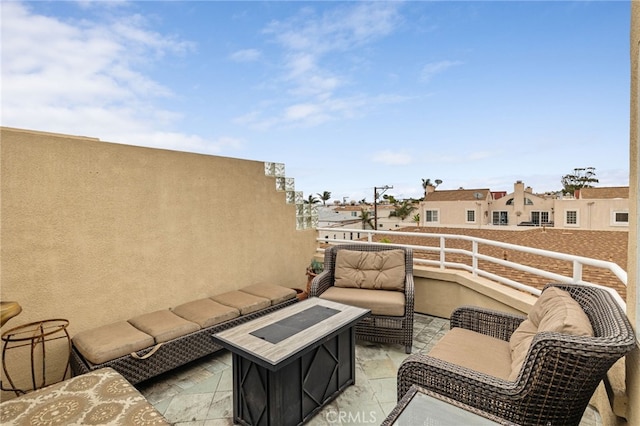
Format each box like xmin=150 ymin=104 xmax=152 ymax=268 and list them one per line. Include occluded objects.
xmin=374 ymin=185 xmax=393 ymax=230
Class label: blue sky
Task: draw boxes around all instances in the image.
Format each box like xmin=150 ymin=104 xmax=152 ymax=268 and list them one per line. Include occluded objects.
xmin=1 ymin=1 xmax=631 ymax=203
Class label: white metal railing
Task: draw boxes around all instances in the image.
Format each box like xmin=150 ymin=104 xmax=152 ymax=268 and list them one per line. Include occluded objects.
xmin=316 ymin=227 xmax=627 ymax=311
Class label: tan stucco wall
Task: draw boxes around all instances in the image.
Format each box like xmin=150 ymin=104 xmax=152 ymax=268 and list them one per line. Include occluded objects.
xmin=554 ymin=198 xmax=630 ymax=231
xmin=413 ymin=267 xmax=536 ymax=318
xmin=0 ymin=127 xmax=317 ymax=398
xmin=625 ymin=2 xmax=639 ymax=424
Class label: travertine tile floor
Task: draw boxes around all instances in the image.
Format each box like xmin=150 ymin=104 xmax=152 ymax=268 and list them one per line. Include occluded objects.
xmin=137 ymin=314 xmax=600 ymax=426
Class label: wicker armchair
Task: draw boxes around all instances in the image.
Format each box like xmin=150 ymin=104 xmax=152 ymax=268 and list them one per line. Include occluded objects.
xmin=397 ymin=283 xmax=636 ymax=426
xmin=309 ymin=244 xmax=414 ymax=353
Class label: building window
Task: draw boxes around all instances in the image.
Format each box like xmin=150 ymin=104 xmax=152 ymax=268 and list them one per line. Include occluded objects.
xmin=531 ymin=211 xmax=550 ymax=225
xmin=493 ymin=211 xmax=508 ymax=225
xmin=565 ymin=210 xmax=578 ymax=226
xmin=350 ymin=212 xmax=357 ymax=217
xmin=612 ymin=210 xmax=629 ymax=226
xmin=425 ymin=210 xmax=439 ymax=223
xmin=466 ymin=209 xmax=476 ymax=223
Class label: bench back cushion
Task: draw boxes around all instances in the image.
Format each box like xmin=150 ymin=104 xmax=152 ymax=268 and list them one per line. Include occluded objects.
xmin=334 ymin=249 xmax=405 ymax=291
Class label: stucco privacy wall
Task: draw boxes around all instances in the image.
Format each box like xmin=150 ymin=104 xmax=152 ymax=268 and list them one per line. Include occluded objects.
xmin=626 ymin=1 xmax=639 ymax=423
xmin=0 ymin=127 xmax=317 ymax=396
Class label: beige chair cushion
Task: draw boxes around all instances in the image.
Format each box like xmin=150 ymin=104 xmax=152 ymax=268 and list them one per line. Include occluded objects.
xmin=319 ymin=287 xmax=405 ymax=316
xmin=129 ymin=310 xmax=200 ymax=343
xmin=73 ymin=321 xmax=155 ymax=365
xmin=240 ymin=283 xmax=296 ymax=305
xmin=508 ymin=319 xmax=538 ymax=381
xmin=334 ymin=249 xmax=405 ymax=291
xmin=211 ymin=290 xmax=271 ymax=315
xmin=531 ymin=287 xmax=594 ymax=335
xmin=428 ymin=328 xmax=512 ymax=381
xmin=172 ymin=298 xmax=239 ymax=328
xmin=508 ymin=287 xmax=594 ymax=381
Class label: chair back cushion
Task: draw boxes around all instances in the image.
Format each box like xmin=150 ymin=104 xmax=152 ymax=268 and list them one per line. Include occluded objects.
xmin=334 ymin=249 xmax=405 ymax=291
xmin=508 ymin=286 xmax=594 ymax=381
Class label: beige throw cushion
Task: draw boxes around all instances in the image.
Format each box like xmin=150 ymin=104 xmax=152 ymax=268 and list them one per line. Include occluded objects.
xmin=334 ymin=249 xmax=405 ymax=291
xmin=172 ymin=298 xmax=239 ymax=328
xmin=508 ymin=287 xmax=594 ymax=381
xmin=129 ymin=310 xmax=200 ymax=343
xmin=73 ymin=321 xmax=155 ymax=365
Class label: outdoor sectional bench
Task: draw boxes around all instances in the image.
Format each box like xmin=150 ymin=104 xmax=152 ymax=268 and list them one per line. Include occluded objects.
xmin=70 ymin=284 xmax=298 ymax=385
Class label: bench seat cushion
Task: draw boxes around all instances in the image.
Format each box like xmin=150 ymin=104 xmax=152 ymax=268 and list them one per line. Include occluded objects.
xmin=429 ymin=328 xmax=512 ymax=381
xmin=129 ymin=310 xmax=200 ymax=343
xmin=172 ymin=298 xmax=239 ymax=328
xmin=73 ymin=321 xmax=155 ymax=365
xmin=240 ymin=283 xmax=296 ymax=305
xmin=319 ymin=287 xmax=405 ymax=316
xmin=211 ymin=290 xmax=271 ymax=315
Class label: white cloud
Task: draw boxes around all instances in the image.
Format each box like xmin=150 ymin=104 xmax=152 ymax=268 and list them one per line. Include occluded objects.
xmin=1 ymin=2 xmax=237 ymax=156
xmin=421 ymin=60 xmax=463 ymax=82
xmin=372 ymin=150 xmax=413 ymax=166
xmin=246 ymin=2 xmax=404 ymax=129
xmin=230 ymin=48 xmax=262 ymax=62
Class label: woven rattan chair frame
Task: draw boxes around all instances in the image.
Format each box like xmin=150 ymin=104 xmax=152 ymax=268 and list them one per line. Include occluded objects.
xmin=70 ymin=297 xmax=298 ymax=385
xmin=309 ymin=243 xmax=415 ymax=353
xmin=397 ymin=283 xmax=636 ymax=426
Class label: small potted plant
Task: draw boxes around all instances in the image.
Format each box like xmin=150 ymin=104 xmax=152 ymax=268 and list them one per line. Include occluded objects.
xmin=305 ymin=259 xmax=324 ymax=295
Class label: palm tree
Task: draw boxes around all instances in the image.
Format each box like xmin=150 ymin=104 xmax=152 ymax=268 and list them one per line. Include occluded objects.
xmin=359 ymin=209 xmax=375 ymax=230
xmin=389 ymin=200 xmax=417 ymax=221
xmin=412 ymin=214 xmax=420 ymax=225
xmin=317 ymin=191 xmax=331 ymax=206
xmin=304 ymin=195 xmax=320 ymax=204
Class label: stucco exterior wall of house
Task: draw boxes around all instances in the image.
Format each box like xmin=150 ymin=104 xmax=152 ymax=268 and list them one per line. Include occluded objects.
xmin=421 ymin=200 xmax=491 ymax=228
xmin=0 ymin=127 xmax=317 ymax=396
xmin=554 ymin=198 xmax=629 ymax=230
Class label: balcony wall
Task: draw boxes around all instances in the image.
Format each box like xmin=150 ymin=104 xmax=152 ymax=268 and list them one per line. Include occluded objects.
xmin=0 ymin=127 xmax=317 ymax=397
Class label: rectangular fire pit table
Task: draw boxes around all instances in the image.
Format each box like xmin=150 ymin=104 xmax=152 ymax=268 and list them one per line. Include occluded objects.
xmin=212 ymin=297 xmax=370 ymax=426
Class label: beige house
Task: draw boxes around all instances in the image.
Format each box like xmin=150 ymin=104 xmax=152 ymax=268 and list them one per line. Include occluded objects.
xmin=555 ymin=186 xmax=629 ymax=231
xmin=420 ymin=180 xmax=629 ymax=231
xmin=419 ymin=187 xmax=493 ymax=228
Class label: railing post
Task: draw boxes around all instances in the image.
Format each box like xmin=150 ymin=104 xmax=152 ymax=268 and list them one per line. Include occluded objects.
xmin=573 ymin=260 xmax=583 ymax=283
xmin=439 ymin=236 xmax=446 ymax=269
xmin=367 ymin=232 xmax=373 ymax=243
xmin=472 ymin=241 xmax=478 ymax=276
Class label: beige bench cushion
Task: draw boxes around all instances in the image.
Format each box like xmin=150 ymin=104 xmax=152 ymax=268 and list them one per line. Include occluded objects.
xmin=211 ymin=290 xmax=271 ymax=315
xmin=73 ymin=321 xmax=155 ymax=365
xmin=429 ymin=328 xmax=512 ymax=381
xmin=129 ymin=310 xmax=200 ymax=343
xmin=240 ymin=284 xmax=296 ymax=305
xmin=334 ymin=249 xmax=405 ymax=291
xmin=508 ymin=287 xmax=594 ymax=381
xmin=172 ymin=298 xmax=239 ymax=328
xmin=319 ymin=287 xmax=405 ymax=316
